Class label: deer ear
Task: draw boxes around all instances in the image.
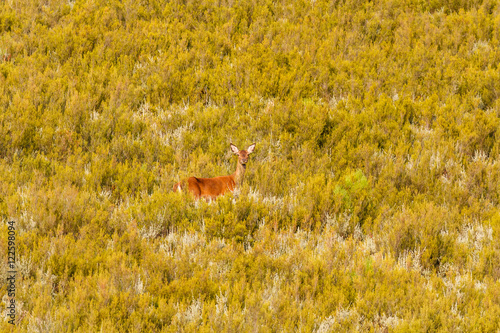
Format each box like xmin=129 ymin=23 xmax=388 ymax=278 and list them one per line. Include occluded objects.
xmin=246 ymin=143 xmax=256 ymax=154
xmin=230 ymin=143 xmax=240 ymax=155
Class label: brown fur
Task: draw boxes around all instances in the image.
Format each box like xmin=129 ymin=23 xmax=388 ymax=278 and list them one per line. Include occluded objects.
xmin=173 ymin=143 xmax=255 ymax=200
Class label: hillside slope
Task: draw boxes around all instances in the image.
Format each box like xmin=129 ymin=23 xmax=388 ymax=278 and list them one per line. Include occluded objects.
xmin=1 ymin=0 xmax=500 ymax=331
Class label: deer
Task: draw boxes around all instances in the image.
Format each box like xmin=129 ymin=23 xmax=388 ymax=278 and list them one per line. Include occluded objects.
xmin=173 ymin=143 xmax=256 ymax=200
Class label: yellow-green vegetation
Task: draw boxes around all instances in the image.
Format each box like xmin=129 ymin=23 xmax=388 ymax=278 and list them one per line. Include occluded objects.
xmin=1 ymin=0 xmax=500 ymax=331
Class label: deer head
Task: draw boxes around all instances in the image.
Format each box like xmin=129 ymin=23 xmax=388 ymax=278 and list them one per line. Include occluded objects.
xmin=230 ymin=143 xmax=255 ymax=165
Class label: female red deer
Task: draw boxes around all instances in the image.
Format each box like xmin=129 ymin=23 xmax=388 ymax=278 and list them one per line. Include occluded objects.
xmin=173 ymin=143 xmax=256 ymax=200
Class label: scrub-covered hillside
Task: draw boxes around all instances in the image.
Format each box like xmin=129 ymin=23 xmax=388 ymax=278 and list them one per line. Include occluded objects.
xmin=1 ymin=0 xmax=500 ymax=331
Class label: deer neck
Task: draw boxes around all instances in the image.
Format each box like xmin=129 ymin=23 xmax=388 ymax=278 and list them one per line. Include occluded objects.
xmin=232 ymin=162 xmax=246 ymax=187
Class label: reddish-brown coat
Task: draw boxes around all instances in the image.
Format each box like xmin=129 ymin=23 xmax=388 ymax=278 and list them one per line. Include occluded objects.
xmin=173 ymin=143 xmax=255 ymax=200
